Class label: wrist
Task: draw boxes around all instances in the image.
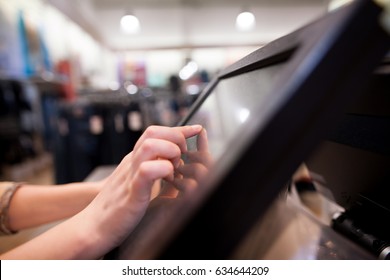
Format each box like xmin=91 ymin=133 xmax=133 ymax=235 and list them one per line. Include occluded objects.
xmin=69 ymin=210 xmax=105 ymax=259
xmin=1 ymin=182 xmax=24 ymax=235
xmin=91 ymin=180 xmax=104 ymax=194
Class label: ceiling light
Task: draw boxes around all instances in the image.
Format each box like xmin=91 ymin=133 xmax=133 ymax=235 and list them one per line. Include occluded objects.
xmin=179 ymin=61 xmax=198 ymax=80
xmin=235 ymin=11 xmax=256 ymax=31
xmin=120 ymin=13 xmax=140 ymax=34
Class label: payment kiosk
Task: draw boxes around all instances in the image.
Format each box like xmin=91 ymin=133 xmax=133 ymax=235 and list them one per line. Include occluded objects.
xmin=105 ymin=0 xmax=390 ymax=259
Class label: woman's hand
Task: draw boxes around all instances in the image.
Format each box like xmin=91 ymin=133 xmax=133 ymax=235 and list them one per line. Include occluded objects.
xmin=0 ymin=125 xmax=202 ymax=260
xmin=76 ymin=125 xmax=202 ymax=258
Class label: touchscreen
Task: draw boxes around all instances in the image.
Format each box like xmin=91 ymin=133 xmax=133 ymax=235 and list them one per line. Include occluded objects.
xmin=185 ymin=63 xmax=284 ymax=161
xmin=171 ymin=62 xmax=286 ymax=195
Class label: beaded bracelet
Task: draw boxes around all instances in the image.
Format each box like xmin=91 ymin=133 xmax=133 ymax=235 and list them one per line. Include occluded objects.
xmin=0 ymin=182 xmax=22 ymax=235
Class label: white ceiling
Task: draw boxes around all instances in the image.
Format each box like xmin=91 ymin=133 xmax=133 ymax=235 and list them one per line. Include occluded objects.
xmin=48 ymin=0 xmax=330 ymax=51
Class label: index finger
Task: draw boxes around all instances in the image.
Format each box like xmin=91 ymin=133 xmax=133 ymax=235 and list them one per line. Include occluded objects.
xmin=135 ymin=125 xmax=202 ymax=153
xmin=175 ymin=124 xmax=203 ymax=138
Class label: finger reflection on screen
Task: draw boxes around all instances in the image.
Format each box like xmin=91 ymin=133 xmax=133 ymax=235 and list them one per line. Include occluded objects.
xmin=173 ymin=128 xmax=213 ymax=194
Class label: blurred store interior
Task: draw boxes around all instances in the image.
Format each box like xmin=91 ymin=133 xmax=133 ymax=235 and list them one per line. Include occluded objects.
xmin=0 ymin=0 xmax=339 ymax=186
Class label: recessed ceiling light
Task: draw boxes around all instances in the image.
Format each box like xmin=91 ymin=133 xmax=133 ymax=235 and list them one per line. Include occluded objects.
xmin=235 ymin=11 xmax=256 ymax=31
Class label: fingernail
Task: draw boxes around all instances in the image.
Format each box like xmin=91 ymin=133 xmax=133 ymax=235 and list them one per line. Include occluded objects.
xmin=190 ymin=124 xmax=202 ymax=130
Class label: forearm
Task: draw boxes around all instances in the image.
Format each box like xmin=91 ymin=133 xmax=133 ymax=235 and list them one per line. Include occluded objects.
xmin=0 ymin=210 xmax=102 ymax=260
xmin=8 ymin=181 xmax=102 ymax=231
xmin=0 ymin=125 xmax=203 ymax=260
